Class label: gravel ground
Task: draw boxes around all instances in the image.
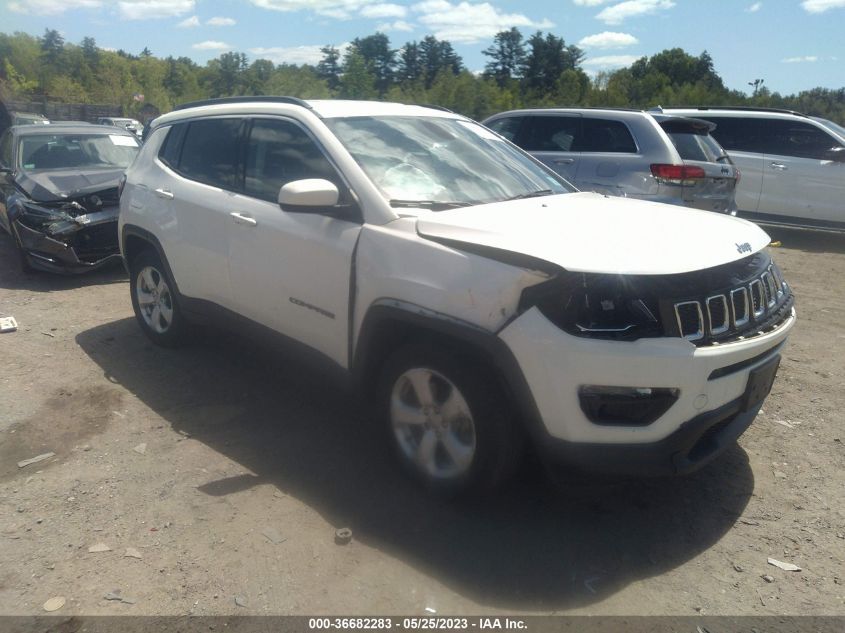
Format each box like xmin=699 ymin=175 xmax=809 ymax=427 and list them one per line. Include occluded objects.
xmin=0 ymin=226 xmax=843 ymax=616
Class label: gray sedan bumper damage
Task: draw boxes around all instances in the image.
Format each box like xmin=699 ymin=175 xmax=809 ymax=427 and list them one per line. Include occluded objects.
xmin=14 ymin=202 xmax=122 ymax=274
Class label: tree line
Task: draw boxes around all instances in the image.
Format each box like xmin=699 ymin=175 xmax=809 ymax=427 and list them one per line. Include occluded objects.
xmin=1 ymin=28 xmax=843 ymax=124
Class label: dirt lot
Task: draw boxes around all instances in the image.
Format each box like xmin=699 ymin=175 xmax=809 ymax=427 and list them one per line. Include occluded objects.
xmin=0 ymin=226 xmax=843 ymax=617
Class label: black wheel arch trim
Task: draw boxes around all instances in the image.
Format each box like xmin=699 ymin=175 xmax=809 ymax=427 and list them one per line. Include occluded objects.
xmin=120 ymin=224 xmax=182 ymax=297
xmin=352 ymin=300 xmax=549 ymax=447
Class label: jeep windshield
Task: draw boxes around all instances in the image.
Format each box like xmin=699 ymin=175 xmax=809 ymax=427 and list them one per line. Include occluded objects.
xmin=324 ymin=116 xmax=574 ymax=209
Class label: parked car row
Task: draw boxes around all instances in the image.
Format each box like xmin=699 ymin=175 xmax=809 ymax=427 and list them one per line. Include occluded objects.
xmin=483 ymin=108 xmax=740 ymax=215
xmin=657 ymin=107 xmax=845 ymax=231
xmin=114 ymin=97 xmax=795 ymax=494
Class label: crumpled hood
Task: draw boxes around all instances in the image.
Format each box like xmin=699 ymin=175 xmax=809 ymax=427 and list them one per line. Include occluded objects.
xmin=15 ymin=169 xmax=125 ymax=202
xmin=416 ymin=192 xmax=771 ymax=275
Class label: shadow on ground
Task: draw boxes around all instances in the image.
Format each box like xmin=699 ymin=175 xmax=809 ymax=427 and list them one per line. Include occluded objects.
xmin=765 ymin=226 xmax=845 ymax=255
xmin=77 ymin=318 xmax=754 ymax=611
xmin=0 ymin=232 xmax=126 ymax=292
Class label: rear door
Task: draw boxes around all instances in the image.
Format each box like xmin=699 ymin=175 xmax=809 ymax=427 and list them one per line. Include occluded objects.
xmin=157 ymin=117 xmax=243 ymax=307
xmin=700 ymin=116 xmax=766 ymax=214
xmin=757 ymin=119 xmax=845 ymax=224
xmin=516 ymin=114 xmax=582 ymax=183
xmin=573 ymin=116 xmax=645 ymax=197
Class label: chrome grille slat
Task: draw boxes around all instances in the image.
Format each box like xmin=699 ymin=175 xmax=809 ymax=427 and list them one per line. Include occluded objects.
xmin=749 ymin=280 xmax=765 ymax=318
xmin=731 ymin=287 xmax=750 ymax=327
xmin=674 ymin=301 xmax=704 ymax=341
xmin=761 ymin=271 xmax=777 ymax=308
xmin=706 ymin=295 xmax=729 ymax=335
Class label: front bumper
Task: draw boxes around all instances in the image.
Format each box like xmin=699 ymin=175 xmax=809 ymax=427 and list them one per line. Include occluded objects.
xmin=499 ymin=305 xmax=795 ymax=476
xmin=14 ymin=211 xmax=122 ymax=275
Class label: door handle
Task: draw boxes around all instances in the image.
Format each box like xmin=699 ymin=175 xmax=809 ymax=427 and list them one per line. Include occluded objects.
xmin=554 ymin=158 xmax=575 ymax=165
xmin=230 ymin=212 xmax=257 ymax=226
xmin=770 ymin=162 xmax=788 ymax=171
xmin=155 ymin=188 xmax=174 ymax=199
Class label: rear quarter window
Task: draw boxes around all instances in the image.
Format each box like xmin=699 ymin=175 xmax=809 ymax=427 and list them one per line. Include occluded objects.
xmin=665 ymin=131 xmax=725 ymax=162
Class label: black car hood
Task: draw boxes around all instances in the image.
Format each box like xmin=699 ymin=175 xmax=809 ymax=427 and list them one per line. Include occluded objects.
xmin=15 ymin=168 xmax=125 ymax=202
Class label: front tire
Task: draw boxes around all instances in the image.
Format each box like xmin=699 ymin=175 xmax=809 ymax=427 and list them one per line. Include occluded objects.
xmin=129 ymin=249 xmax=189 ymax=347
xmin=377 ymin=343 xmax=523 ymax=495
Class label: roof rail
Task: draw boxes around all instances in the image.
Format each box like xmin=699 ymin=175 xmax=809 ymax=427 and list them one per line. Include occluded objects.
xmin=416 ymin=103 xmax=455 ymax=113
xmin=661 ymin=105 xmax=809 ymax=118
xmin=174 ymin=96 xmax=313 ymax=111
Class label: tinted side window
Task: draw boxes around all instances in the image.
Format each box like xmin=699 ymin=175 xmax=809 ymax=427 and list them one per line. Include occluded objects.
xmin=576 ymin=118 xmax=637 ymax=153
xmin=244 ymin=118 xmax=339 ymax=203
xmin=486 ymin=117 xmax=524 ymax=142
xmin=178 ymin=118 xmax=243 ymax=190
xmin=158 ymin=123 xmax=187 ymax=169
xmin=703 ymin=117 xmax=767 ymax=153
xmin=0 ymin=132 xmax=12 ymax=167
xmin=521 ymin=116 xmax=581 ymax=152
xmin=760 ymin=119 xmax=842 ymax=159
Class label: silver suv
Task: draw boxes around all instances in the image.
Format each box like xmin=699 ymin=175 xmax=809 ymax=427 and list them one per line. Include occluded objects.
xmin=483 ymin=108 xmax=739 ymax=214
xmin=659 ymin=107 xmax=845 ymax=231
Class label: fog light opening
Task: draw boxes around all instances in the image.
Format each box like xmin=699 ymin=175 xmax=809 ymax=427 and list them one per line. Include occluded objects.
xmin=578 ymin=386 xmax=680 ymax=426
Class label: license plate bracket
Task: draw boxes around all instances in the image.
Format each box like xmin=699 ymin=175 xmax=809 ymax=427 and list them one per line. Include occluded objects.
xmin=742 ymin=355 xmax=781 ymax=412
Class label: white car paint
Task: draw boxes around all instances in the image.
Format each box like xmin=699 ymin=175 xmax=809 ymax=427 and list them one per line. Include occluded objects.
xmin=416 ymin=192 xmax=770 ymax=275
xmin=501 ymin=306 xmax=795 ymax=444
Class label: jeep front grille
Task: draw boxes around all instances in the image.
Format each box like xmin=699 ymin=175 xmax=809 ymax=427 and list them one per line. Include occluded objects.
xmin=671 ymin=263 xmax=792 ymax=345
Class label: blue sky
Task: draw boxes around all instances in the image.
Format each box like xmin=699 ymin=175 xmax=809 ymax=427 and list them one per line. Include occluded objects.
xmin=2 ymin=0 xmax=843 ymax=95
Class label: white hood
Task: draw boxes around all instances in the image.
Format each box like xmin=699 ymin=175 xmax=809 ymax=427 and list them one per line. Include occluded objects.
xmin=415 ymin=192 xmax=771 ymax=275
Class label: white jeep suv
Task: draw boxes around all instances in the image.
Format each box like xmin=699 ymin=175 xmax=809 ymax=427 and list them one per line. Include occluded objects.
xmin=119 ymin=97 xmax=795 ymax=493
xmin=659 ymin=107 xmax=845 ymax=231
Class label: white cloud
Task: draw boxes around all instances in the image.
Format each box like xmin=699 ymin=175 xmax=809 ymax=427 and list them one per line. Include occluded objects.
xmin=7 ymin=0 xmax=101 ymax=15
xmin=596 ymin=0 xmax=675 ymax=25
xmin=577 ymin=31 xmax=638 ymax=49
xmin=249 ymin=1 xmax=379 ymax=19
xmin=118 ymin=0 xmax=195 ymax=20
xmin=573 ymin=0 xmax=614 ymax=5
xmin=781 ymin=55 xmax=819 ymax=63
xmin=377 ymin=20 xmax=415 ymax=31
xmin=411 ymin=1 xmax=553 ymax=44
xmin=581 ymin=54 xmax=640 ymax=69
xmin=361 ymin=3 xmax=407 ymax=18
xmin=192 ymin=40 xmax=233 ymax=51
xmin=801 ymin=0 xmax=845 ymax=13
xmin=746 ymin=2 xmax=762 ymax=12
xmin=249 ymin=42 xmax=351 ymax=65
xmin=207 ymin=16 xmax=236 ymax=25
xmin=177 ymin=15 xmax=200 ymax=27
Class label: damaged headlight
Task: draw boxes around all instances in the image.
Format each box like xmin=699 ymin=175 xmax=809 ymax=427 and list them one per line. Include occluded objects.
xmin=519 ymin=272 xmax=663 ymax=341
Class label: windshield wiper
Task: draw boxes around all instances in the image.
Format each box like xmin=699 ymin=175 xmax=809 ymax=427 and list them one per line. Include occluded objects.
xmin=389 ymin=199 xmax=472 ymax=210
xmin=504 ymin=189 xmax=555 ymax=201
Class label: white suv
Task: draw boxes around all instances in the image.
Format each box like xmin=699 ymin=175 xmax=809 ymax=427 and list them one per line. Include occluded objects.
xmin=119 ymin=97 xmax=795 ymax=494
xmin=659 ymin=107 xmax=845 ymax=231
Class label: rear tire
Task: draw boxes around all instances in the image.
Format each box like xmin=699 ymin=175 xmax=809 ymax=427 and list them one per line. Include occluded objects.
xmin=129 ymin=248 xmax=189 ymax=347
xmin=376 ymin=342 xmax=523 ymax=495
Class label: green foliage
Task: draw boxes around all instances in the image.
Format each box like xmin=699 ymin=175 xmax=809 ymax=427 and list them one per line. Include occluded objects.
xmin=0 ymin=30 xmax=840 ymax=125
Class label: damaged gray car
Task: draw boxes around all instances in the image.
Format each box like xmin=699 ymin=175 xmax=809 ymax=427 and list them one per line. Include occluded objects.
xmin=0 ymin=123 xmax=140 ymax=273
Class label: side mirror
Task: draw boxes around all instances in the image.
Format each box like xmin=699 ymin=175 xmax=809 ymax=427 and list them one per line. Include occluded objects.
xmin=824 ymin=146 xmax=845 ymax=163
xmin=278 ymin=178 xmax=340 ymax=212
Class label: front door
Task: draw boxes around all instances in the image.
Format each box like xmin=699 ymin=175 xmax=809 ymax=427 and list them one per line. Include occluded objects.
xmin=226 ymin=117 xmax=362 ymax=367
